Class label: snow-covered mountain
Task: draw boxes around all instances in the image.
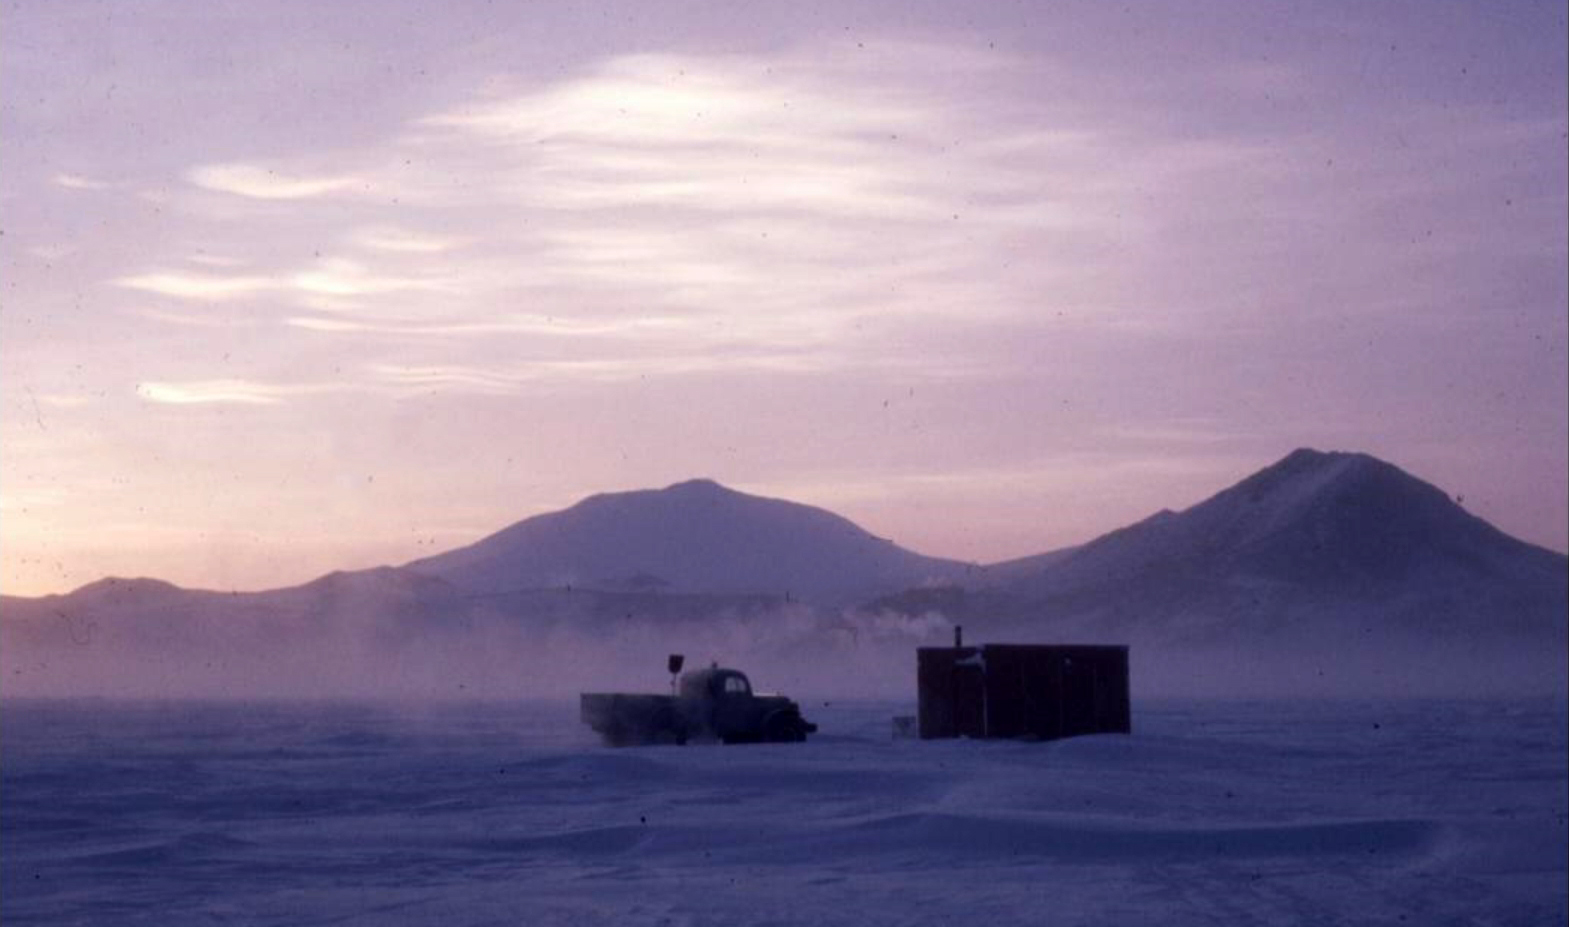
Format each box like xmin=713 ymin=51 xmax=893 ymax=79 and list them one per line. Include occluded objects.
xmin=404 ymin=478 xmax=974 ymax=604
xmin=945 ymin=449 xmax=1567 ymax=648
xmin=3 ymin=451 xmax=1563 ymax=696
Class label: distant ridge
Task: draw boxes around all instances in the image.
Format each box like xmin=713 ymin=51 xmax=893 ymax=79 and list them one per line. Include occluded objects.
xmin=404 ymin=478 xmax=973 ymax=604
xmin=3 ymin=448 xmax=1564 ymax=697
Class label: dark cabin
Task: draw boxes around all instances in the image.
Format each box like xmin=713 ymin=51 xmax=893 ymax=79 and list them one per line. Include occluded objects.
xmin=917 ymin=641 xmax=1131 ymax=741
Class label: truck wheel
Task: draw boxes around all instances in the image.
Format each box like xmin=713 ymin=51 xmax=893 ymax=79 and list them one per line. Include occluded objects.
xmin=763 ymin=712 xmax=807 ymax=743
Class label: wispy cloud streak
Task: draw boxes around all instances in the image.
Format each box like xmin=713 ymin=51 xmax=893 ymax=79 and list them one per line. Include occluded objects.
xmin=53 ymin=172 xmax=111 ymax=190
xmin=136 ymin=380 xmax=315 ymax=405
xmin=189 ymin=164 xmax=366 ymax=200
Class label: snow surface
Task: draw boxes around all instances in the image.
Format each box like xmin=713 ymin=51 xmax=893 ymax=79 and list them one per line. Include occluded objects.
xmin=3 ymin=698 xmax=1564 ymax=926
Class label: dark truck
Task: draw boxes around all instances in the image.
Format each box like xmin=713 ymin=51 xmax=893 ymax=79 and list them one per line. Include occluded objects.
xmin=581 ymin=657 xmax=817 ymax=746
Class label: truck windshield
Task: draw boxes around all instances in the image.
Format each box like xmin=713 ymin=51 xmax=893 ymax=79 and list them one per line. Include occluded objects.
xmin=723 ymin=676 xmax=750 ymax=695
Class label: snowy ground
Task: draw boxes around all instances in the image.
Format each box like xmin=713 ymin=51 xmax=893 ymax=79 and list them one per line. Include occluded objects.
xmin=3 ymin=698 xmax=1564 ymax=926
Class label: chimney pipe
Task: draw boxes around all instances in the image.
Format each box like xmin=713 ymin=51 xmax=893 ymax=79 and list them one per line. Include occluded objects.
xmin=954 ymin=625 xmax=963 ymax=648
xmin=668 ymin=654 xmax=684 ymax=695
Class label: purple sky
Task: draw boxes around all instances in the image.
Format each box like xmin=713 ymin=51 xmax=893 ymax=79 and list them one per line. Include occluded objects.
xmin=3 ymin=0 xmax=1565 ymax=596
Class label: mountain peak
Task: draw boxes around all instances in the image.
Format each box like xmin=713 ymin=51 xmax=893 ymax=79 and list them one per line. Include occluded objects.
xmin=662 ymin=477 xmax=727 ymax=493
xmin=66 ymin=576 xmax=184 ymax=603
xmin=1279 ymin=446 xmax=1348 ymax=465
xmin=1231 ymin=448 xmax=1411 ymax=512
xmin=573 ymin=478 xmax=738 ymax=514
xmin=1266 ymin=447 xmax=1381 ymax=478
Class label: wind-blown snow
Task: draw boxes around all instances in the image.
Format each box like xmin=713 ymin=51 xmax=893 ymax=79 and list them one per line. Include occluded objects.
xmin=3 ymin=698 xmax=1563 ymax=925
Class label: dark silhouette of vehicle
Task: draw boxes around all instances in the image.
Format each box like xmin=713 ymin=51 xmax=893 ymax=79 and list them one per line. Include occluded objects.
xmin=581 ymin=657 xmax=817 ymax=746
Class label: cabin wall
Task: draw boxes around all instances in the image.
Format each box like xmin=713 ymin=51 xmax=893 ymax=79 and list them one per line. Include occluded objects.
xmin=916 ymin=644 xmax=1130 ymax=741
xmin=917 ymin=647 xmax=984 ymax=739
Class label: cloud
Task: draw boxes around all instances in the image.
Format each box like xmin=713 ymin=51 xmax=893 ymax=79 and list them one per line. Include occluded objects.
xmin=129 ymin=40 xmax=1147 ymax=350
xmin=107 ymin=36 xmax=1569 ymax=430
xmin=349 ymin=226 xmax=464 ymax=254
xmin=116 ymin=271 xmax=274 ymax=301
xmin=290 ymin=257 xmax=458 ymax=298
xmin=53 ymin=172 xmax=110 ymax=190
xmin=188 ymin=163 xmax=365 ymax=199
xmin=109 ymin=39 xmax=1296 ymax=395
xmin=136 ymin=380 xmax=314 ymax=405
xmin=132 ymin=348 xmax=829 ymax=408
xmin=284 ymin=312 xmax=698 ymax=339
xmin=415 ymin=49 xmax=972 ymax=221
xmin=364 ymin=363 xmax=539 ymax=394
xmin=116 ymin=258 xmax=457 ymax=304
xmin=363 ymin=351 xmax=829 ymax=393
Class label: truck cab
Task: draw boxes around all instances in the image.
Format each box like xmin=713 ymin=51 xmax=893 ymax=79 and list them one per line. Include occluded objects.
xmin=676 ymin=666 xmax=814 ymax=743
xmin=679 ymin=667 xmax=760 ymax=740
